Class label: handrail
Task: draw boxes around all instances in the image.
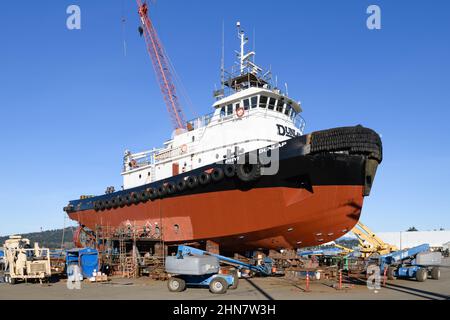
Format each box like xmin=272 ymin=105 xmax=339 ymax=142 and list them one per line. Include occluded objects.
xmin=123 ymin=107 xmax=305 ymax=172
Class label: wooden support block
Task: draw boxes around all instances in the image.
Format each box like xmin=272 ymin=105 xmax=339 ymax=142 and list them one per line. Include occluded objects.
xmin=206 ymin=240 xmax=220 ymax=254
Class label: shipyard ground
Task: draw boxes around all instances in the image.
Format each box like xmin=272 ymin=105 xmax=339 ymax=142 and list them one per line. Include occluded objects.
xmin=1 ymin=258 xmax=449 ymax=300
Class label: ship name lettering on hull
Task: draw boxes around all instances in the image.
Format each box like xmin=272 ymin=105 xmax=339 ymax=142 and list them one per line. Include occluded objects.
xmin=277 ymin=124 xmax=300 ymax=138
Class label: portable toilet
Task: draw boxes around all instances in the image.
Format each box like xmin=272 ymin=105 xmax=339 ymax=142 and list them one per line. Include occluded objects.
xmin=66 ymin=248 xmax=99 ymax=279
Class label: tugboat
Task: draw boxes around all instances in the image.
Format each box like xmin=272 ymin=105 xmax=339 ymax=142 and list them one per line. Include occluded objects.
xmin=64 ymin=16 xmax=382 ymax=252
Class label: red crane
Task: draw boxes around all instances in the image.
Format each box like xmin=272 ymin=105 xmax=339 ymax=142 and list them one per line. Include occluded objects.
xmin=136 ymin=1 xmax=186 ymax=130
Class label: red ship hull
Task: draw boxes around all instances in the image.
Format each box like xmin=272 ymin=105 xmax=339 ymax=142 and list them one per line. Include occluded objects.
xmin=68 ymin=185 xmax=363 ymax=250
xmin=65 ymin=126 xmax=382 ymax=251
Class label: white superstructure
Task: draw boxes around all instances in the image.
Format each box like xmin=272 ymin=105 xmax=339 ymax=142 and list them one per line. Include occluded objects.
xmin=122 ymin=23 xmax=306 ymax=190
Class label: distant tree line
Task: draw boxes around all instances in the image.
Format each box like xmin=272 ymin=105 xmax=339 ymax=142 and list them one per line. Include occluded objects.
xmin=0 ymin=228 xmax=75 ymax=249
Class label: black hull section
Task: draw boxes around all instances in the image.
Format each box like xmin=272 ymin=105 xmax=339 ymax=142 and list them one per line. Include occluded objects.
xmin=65 ymin=125 xmax=382 ymax=214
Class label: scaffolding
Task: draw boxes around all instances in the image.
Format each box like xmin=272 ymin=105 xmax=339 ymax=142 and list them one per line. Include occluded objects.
xmin=85 ymin=223 xmax=166 ymax=279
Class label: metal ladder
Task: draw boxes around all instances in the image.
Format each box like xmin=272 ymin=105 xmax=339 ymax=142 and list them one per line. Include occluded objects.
xmin=119 ymin=234 xmax=126 ymax=275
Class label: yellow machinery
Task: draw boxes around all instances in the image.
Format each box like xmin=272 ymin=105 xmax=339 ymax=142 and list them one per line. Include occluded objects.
xmin=351 ymin=221 xmax=397 ymax=257
xmin=333 ymin=243 xmax=354 ymax=255
xmin=2 ymin=236 xmax=51 ymax=284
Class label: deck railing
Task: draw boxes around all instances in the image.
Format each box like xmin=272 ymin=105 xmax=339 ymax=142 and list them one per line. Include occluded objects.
xmin=123 ymin=108 xmax=306 ymax=172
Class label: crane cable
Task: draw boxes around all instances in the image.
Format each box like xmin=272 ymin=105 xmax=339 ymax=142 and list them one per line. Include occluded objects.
xmin=164 ymin=47 xmax=198 ymax=120
xmin=121 ymin=0 xmax=127 ymax=57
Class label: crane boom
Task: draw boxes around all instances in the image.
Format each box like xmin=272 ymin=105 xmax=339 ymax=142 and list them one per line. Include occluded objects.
xmin=351 ymin=221 xmax=397 ymax=257
xmin=136 ymin=1 xmax=186 ymax=130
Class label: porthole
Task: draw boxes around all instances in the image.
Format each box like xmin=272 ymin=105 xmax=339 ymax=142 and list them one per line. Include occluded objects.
xmin=174 ymin=224 xmax=180 ymax=234
xmin=139 ymin=174 xmax=142 ymax=179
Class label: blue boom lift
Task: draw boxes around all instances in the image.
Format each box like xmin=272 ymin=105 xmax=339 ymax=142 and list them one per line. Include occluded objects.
xmin=165 ymin=245 xmax=273 ymax=294
xmin=379 ymin=244 xmax=441 ymax=282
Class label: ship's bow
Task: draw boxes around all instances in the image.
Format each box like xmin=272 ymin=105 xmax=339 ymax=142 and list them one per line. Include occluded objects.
xmin=308 ymin=125 xmax=383 ymax=196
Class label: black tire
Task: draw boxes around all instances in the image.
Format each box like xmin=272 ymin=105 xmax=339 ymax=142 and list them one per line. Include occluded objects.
xmin=118 ymin=196 xmax=126 ymax=207
xmin=139 ymin=190 xmax=148 ymax=202
xmin=186 ymin=176 xmax=198 ymax=189
xmin=236 ymin=163 xmax=261 ymax=182
xmin=387 ymin=267 xmax=396 ymax=280
xmin=209 ymin=277 xmax=228 ymax=294
xmin=105 ymin=200 xmax=112 ymax=210
xmin=198 ymin=172 xmax=211 ymax=185
xmin=130 ymin=192 xmax=140 ymax=204
xmin=431 ymin=267 xmax=440 ymax=280
xmin=168 ymin=277 xmax=186 ymax=292
xmin=96 ymin=201 xmax=103 ymax=211
xmin=125 ymin=194 xmax=133 ymax=206
xmin=416 ymin=268 xmax=428 ymax=282
xmin=93 ymin=201 xmax=100 ymax=211
xmin=10 ymin=277 xmax=16 ymax=285
xmin=111 ymin=197 xmax=119 ymax=209
xmin=157 ymin=185 xmax=167 ymax=198
xmin=230 ymin=270 xmax=239 ymax=290
xmin=309 ymin=126 xmax=383 ymax=163
xmin=211 ymin=168 xmax=224 ymax=182
xmin=166 ymin=183 xmax=177 ymax=195
xmin=147 ymin=188 xmax=158 ymax=201
xmin=176 ymin=179 xmax=187 ymax=192
xmin=224 ymin=164 xmax=236 ymax=178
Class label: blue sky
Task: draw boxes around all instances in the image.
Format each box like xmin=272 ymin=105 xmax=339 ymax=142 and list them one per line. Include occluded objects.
xmin=0 ymin=0 xmax=449 ymax=235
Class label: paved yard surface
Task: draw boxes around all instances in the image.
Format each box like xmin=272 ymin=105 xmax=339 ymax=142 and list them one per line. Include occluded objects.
xmin=1 ymin=262 xmax=449 ymax=300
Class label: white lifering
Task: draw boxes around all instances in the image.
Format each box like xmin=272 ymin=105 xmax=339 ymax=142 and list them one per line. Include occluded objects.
xmin=181 ymin=144 xmax=188 ymax=153
xmin=236 ymin=107 xmax=244 ymax=118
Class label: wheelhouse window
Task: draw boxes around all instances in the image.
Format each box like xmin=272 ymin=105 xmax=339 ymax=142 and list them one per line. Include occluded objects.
xmin=284 ymin=104 xmax=292 ymax=116
xmin=268 ymin=97 xmax=276 ymax=110
xmin=243 ymin=99 xmax=250 ymax=110
xmin=259 ymin=95 xmax=268 ymax=108
xmin=251 ymin=96 xmax=258 ymax=108
xmin=227 ymin=104 xmax=233 ymax=115
xmin=276 ymin=99 xmax=284 ymax=113
xmin=220 ymin=106 xmax=225 ymax=117
xmin=290 ymin=109 xmax=297 ymax=120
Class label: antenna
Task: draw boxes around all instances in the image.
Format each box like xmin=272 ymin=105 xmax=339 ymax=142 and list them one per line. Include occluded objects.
xmin=253 ymin=27 xmax=255 ymax=63
xmin=285 ymin=83 xmax=289 ymax=96
xmin=221 ymin=20 xmax=225 ymax=91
